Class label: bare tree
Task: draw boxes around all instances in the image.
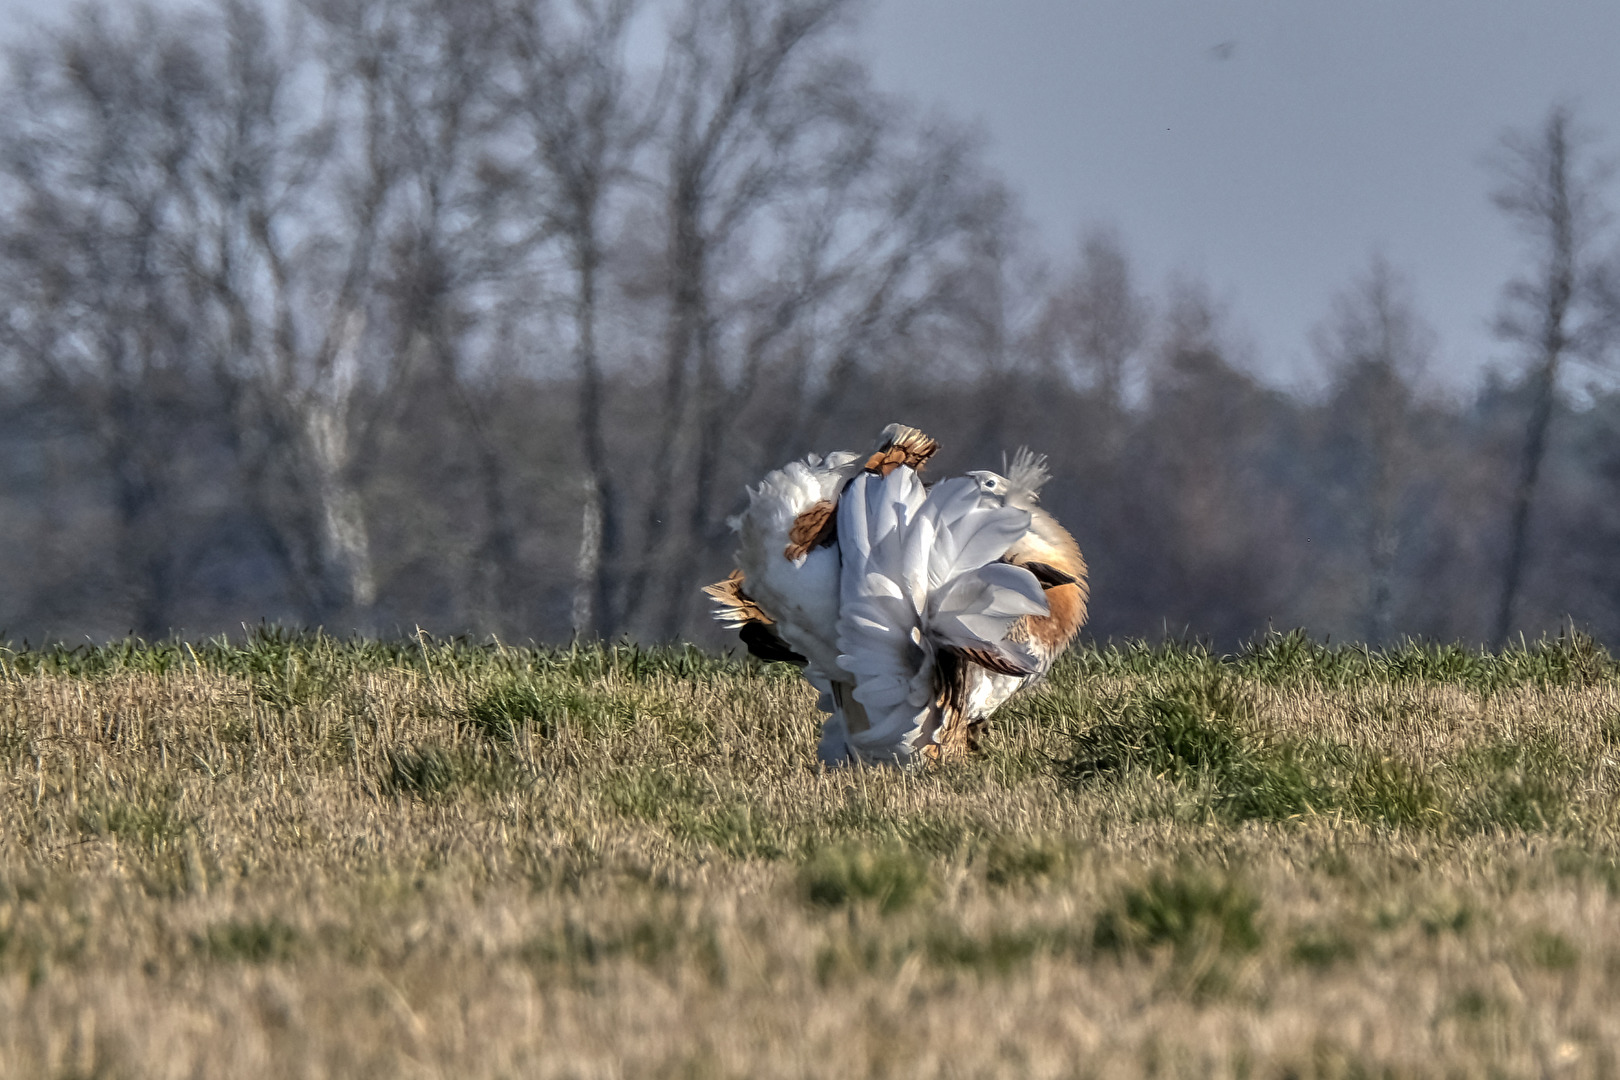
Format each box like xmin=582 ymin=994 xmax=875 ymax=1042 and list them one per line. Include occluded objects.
xmin=347 ymin=0 xmax=540 ymax=633
xmin=614 ymin=0 xmax=855 ymax=636
xmin=781 ymin=119 xmax=1016 ymax=454
xmin=497 ymin=0 xmax=649 ymax=639
xmin=1124 ymin=280 xmax=1305 ymax=645
xmin=1488 ymin=105 xmax=1617 ymax=648
xmin=0 ymin=5 xmax=226 ymax=637
xmin=1313 ymin=257 xmax=1433 ymax=644
xmin=1036 ymin=226 xmax=1149 ymax=419
xmin=34 ymin=0 xmax=1620 ymax=652
xmin=620 ymin=0 xmax=1030 ymax=638
xmin=84 ymin=0 xmax=399 ymax=631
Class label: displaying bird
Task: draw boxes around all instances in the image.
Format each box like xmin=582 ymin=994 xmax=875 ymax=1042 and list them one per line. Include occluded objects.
xmin=705 ymin=425 xmax=1087 ymax=767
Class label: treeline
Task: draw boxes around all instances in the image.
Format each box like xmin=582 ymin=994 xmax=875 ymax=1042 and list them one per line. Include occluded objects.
xmin=0 ymin=0 xmax=1617 ymax=649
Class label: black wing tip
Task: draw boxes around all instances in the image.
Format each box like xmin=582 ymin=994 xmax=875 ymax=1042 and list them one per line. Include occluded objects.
xmin=1021 ymin=560 xmax=1079 ymax=589
xmin=739 ymin=622 xmax=808 ymax=665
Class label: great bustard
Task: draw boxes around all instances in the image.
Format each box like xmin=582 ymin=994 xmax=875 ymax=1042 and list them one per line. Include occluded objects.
xmin=705 ymin=425 xmax=1086 ymax=765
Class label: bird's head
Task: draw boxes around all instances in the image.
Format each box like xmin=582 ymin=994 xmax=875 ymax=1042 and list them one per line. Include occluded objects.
xmin=967 ymin=469 xmax=1015 ymax=505
xmin=970 ymin=448 xmax=1050 ymax=510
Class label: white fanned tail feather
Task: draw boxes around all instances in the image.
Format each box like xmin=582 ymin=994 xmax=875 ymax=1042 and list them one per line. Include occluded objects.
xmin=728 ymin=451 xmax=861 ymax=687
xmin=826 ymin=469 xmax=1049 ymax=765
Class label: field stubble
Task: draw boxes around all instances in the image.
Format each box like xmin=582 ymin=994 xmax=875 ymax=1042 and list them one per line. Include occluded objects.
xmin=3 ymin=631 xmax=1620 ymax=1077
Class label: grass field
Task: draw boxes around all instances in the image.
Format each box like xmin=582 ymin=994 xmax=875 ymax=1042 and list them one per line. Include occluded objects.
xmin=3 ymin=629 xmax=1620 ymax=1078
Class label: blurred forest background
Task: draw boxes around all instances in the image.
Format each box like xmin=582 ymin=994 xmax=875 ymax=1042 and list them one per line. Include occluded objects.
xmin=1 ymin=0 xmax=1619 ymax=650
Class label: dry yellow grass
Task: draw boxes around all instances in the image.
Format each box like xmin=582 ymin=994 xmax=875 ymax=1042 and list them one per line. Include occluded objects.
xmin=2 ymin=634 xmax=1620 ymax=1078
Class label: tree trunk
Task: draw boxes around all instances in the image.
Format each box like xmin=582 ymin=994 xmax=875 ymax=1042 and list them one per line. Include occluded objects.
xmin=1490 ymin=106 xmax=1583 ymax=651
xmin=302 ymin=396 xmax=376 ymax=629
xmin=571 ymin=235 xmax=622 ymax=639
xmin=618 ymin=171 xmax=704 ymax=634
xmin=1493 ymin=357 xmax=1561 ymax=648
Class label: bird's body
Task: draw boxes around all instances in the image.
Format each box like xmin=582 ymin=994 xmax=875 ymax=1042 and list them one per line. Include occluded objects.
xmin=706 ymin=428 xmax=1087 ymax=767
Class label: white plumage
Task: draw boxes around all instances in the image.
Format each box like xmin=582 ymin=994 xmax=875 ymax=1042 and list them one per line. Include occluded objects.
xmin=729 ymin=450 xmax=861 ymax=686
xmin=705 ymin=425 xmax=1087 ymax=767
xmin=824 ymin=467 xmax=1048 ymax=765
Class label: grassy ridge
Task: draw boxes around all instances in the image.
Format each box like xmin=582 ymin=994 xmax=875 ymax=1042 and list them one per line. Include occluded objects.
xmin=2 ymin=630 xmax=1620 ymax=1077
